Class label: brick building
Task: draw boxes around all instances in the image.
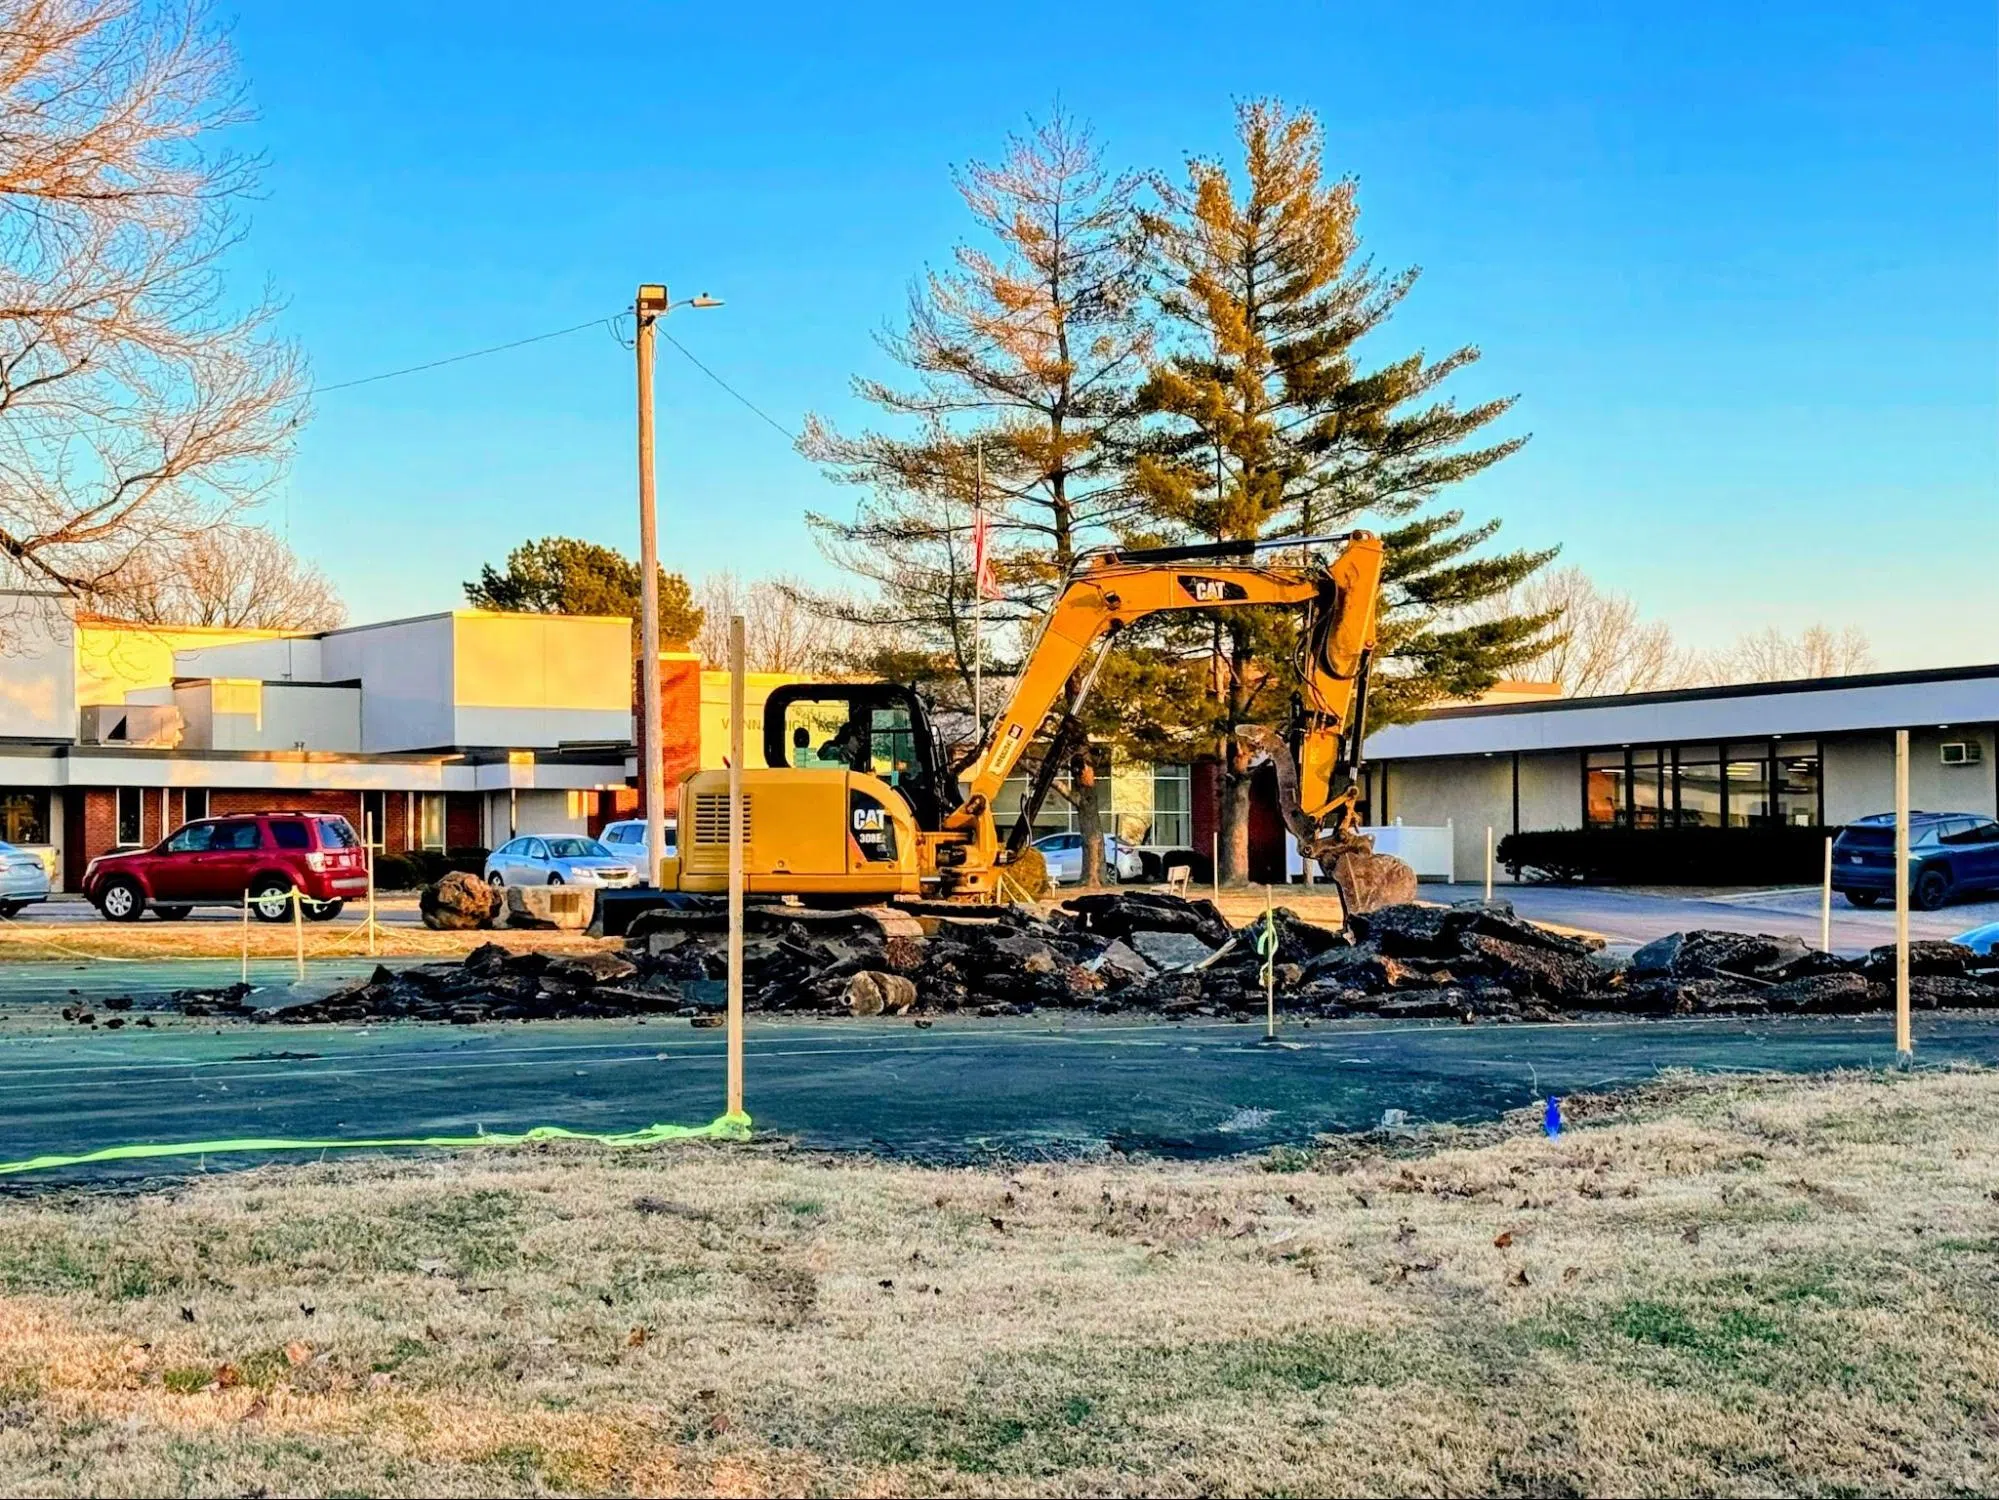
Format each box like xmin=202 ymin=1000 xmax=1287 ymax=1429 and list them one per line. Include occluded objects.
xmin=0 ymin=596 xmax=688 ymax=889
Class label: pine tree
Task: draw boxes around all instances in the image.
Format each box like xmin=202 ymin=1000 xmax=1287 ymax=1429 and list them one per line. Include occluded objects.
xmin=1134 ymin=99 xmax=1552 ymax=883
xmin=464 ymin=536 xmax=702 ymax=648
xmin=803 ymin=111 xmax=1151 ymax=882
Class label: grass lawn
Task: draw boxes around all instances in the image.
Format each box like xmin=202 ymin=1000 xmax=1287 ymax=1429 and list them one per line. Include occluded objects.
xmin=1 ymin=1067 xmax=1996 ymax=1496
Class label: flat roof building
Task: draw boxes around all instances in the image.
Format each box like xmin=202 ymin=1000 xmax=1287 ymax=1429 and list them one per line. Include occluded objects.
xmin=1361 ymin=663 xmax=1999 ymax=883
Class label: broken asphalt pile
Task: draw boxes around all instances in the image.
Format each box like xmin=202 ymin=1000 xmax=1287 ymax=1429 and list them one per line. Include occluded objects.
xmin=67 ymin=890 xmax=1999 ymax=1029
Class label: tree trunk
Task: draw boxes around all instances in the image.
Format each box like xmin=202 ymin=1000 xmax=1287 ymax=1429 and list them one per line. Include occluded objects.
xmin=1075 ymin=748 xmax=1105 ymax=887
xmin=1218 ymin=734 xmax=1252 ymax=886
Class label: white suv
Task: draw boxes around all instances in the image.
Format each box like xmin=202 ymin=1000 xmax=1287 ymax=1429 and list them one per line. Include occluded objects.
xmin=598 ymin=819 xmax=675 ymax=884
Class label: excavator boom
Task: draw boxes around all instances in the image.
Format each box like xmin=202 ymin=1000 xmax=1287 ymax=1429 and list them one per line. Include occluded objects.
xmin=949 ymin=531 xmax=1385 ymax=873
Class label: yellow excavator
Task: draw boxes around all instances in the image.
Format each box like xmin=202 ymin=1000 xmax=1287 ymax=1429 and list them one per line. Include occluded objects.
xmin=655 ymin=531 xmax=1397 ymax=906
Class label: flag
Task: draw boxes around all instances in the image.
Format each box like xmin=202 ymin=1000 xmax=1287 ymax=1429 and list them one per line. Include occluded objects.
xmin=971 ymin=503 xmax=999 ymax=601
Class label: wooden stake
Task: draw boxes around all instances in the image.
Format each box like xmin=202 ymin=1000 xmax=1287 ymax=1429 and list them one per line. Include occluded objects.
xmin=1264 ymin=883 xmax=1276 ymax=1042
xmin=1484 ymin=825 xmax=1494 ymax=904
xmin=1820 ymin=833 xmax=1832 ymax=954
xmin=1895 ymin=729 xmax=1911 ymax=1059
xmin=726 ymin=614 xmax=746 ymax=1119
xmin=365 ymin=812 xmax=378 ymax=959
xmin=240 ymin=887 xmax=249 ymax=986
xmin=292 ymin=886 xmax=305 ymax=985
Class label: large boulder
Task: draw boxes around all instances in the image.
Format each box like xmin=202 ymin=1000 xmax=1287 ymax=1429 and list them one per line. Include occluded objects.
xmin=846 ymin=971 xmax=917 ymax=1016
xmin=504 ymin=883 xmax=594 ymax=931
xmin=420 ymin=871 xmax=500 ymax=931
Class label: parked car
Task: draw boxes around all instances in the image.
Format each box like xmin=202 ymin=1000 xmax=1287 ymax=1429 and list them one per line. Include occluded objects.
xmin=598 ymin=818 xmax=676 ymax=884
xmin=0 ymin=840 xmax=50 ymax=918
xmin=1032 ymin=831 xmax=1145 ymax=884
xmin=1832 ymin=811 xmax=1999 ymax=911
xmin=1950 ymin=921 xmax=1999 ymax=956
xmin=484 ymin=835 xmax=640 ymax=889
xmin=81 ymin=812 xmax=370 ymax=922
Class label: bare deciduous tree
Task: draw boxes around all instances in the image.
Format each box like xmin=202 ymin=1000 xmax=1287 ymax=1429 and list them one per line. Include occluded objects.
xmin=1712 ymin=624 xmax=1875 ymax=684
xmin=1499 ymin=566 xmax=1702 ymax=696
xmin=90 ymin=523 xmax=343 ymax=629
xmin=1480 ymin=566 xmax=1879 ymax=696
xmin=696 ymin=572 xmax=852 ymax=675
xmin=0 ymin=0 xmax=303 ymax=599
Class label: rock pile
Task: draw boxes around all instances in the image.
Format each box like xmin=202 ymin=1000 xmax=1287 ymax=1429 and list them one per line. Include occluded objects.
xmin=114 ymin=891 xmax=1999 ymax=1028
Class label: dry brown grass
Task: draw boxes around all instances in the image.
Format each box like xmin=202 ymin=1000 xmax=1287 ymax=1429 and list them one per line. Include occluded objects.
xmin=2 ymin=1068 xmax=1997 ymax=1496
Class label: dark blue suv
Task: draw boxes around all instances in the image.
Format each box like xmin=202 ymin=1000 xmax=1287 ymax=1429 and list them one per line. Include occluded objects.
xmin=1832 ymin=811 xmax=1999 ymax=911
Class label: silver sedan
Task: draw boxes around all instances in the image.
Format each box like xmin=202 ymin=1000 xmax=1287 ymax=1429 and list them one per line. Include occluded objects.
xmin=484 ymin=836 xmax=639 ymax=889
xmin=0 ymin=841 xmax=49 ymax=917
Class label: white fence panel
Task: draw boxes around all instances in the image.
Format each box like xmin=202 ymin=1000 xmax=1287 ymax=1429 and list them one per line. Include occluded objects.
xmin=1286 ymin=819 xmax=1456 ymax=882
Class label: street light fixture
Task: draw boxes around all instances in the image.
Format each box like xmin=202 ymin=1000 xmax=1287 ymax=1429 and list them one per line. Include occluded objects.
xmin=635 ymin=282 xmax=720 ymax=886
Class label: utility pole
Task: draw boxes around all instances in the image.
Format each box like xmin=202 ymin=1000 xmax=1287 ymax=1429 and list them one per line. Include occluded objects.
xmin=633 ymin=283 xmax=721 ymax=886
xmin=635 ymin=284 xmax=667 ymax=886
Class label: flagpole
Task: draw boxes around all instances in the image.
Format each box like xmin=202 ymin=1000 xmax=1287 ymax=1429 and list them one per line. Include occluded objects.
xmin=973 ymin=441 xmax=984 ymax=736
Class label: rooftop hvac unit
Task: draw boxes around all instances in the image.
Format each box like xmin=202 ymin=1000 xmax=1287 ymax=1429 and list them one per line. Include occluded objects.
xmin=1940 ymin=741 xmax=1982 ymax=767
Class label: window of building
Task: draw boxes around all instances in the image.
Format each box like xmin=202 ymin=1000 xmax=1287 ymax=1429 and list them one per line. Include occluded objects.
xmin=1150 ymin=763 xmax=1192 ymax=847
xmin=1584 ymin=740 xmax=1821 ymax=830
xmin=0 ymin=790 xmax=49 ymax=845
xmin=1672 ymin=747 xmax=1723 ymax=828
xmin=182 ymin=788 xmax=208 ymax=823
xmin=116 ymin=787 xmax=143 ymax=845
xmin=1775 ymin=747 xmax=1821 ymax=827
xmin=1585 ymin=749 xmax=1627 ymax=828
xmin=360 ymin=790 xmax=386 ymax=846
xmin=418 ymin=792 xmax=446 ymax=850
xmin=1723 ymin=749 xmax=1772 ymax=827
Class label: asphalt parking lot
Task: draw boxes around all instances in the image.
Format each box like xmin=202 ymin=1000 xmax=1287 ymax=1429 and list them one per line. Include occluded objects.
xmin=1422 ymin=882 xmax=1999 ymax=952
xmin=8 ymin=1010 xmax=1992 ymax=1183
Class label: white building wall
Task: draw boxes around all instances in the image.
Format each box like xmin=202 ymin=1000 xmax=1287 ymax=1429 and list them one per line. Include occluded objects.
xmin=1375 ymin=756 xmax=1509 ymax=881
xmin=320 ymin=615 xmax=458 ymax=752
xmin=1518 ymin=751 xmax=1581 ymax=832
xmin=486 ymin=788 xmax=589 ymax=843
xmin=173 ymin=636 xmax=324 ymax=683
xmin=0 ymin=593 xmax=75 ymax=740
xmin=1824 ymin=728 xmax=1997 ymax=824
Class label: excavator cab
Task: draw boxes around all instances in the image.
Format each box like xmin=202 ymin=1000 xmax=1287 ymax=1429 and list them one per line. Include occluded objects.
xmin=759 ymin=683 xmax=955 ymax=831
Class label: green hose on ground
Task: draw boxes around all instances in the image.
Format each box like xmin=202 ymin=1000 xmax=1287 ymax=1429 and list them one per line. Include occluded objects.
xmin=0 ymin=1112 xmax=752 ymax=1176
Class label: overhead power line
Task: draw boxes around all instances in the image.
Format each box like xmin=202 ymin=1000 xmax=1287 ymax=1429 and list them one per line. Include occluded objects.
xmin=308 ymin=307 xmax=804 ymax=452
xmin=311 ymin=314 xmax=617 ymax=394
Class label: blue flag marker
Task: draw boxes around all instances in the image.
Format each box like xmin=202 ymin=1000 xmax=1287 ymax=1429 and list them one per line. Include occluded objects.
xmin=1544 ymin=1096 xmax=1563 ymax=1137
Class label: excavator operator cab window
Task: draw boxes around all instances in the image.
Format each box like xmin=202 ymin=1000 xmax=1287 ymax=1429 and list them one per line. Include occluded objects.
xmin=763 ymin=683 xmax=952 ymax=832
xmin=868 ymin=705 xmax=917 ymax=788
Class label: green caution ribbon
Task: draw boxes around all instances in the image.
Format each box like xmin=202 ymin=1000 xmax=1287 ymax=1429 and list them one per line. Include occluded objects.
xmin=0 ymin=1112 xmax=752 ymax=1177
xmin=1256 ymin=908 xmax=1278 ymax=989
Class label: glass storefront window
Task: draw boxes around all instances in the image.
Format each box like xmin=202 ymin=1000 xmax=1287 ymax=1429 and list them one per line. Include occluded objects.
xmin=1673 ymin=751 xmax=1723 ymax=828
xmin=1631 ymin=749 xmax=1666 ymax=829
xmin=1724 ymin=755 xmax=1772 ymax=827
xmin=1776 ymin=754 xmax=1820 ymax=826
xmin=1585 ymin=749 xmax=1627 ymax=828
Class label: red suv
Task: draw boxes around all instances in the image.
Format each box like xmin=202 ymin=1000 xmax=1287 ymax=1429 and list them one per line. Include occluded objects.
xmin=82 ymin=812 xmax=370 ymax=922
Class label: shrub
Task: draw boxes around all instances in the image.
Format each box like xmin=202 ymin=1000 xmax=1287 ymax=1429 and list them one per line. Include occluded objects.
xmin=1496 ymin=826 xmax=1828 ymax=886
xmin=372 ymin=854 xmax=421 ymax=891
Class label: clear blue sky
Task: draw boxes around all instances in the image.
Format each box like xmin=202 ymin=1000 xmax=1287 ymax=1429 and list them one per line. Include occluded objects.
xmin=227 ymin=0 xmax=1996 ymax=668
